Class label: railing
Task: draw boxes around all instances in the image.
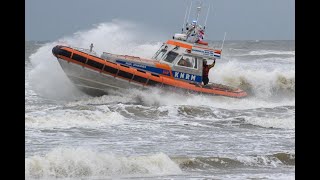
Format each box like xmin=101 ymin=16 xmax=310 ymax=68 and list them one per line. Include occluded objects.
xmin=72 ymin=46 xmax=98 ymax=56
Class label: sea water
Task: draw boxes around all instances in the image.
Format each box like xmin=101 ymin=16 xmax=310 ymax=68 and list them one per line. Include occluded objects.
xmin=25 ymin=21 xmax=295 ymax=180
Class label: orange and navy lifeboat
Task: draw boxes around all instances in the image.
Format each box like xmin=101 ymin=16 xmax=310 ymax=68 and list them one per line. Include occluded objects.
xmin=52 ymin=45 xmax=247 ymax=98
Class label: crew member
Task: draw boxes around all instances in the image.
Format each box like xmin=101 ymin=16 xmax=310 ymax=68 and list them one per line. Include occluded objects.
xmin=90 ymin=43 xmax=94 ymax=52
xmin=202 ymin=59 xmax=215 ymax=85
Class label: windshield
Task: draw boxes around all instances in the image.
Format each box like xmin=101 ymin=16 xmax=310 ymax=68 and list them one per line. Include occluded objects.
xmin=163 ymin=51 xmax=178 ymax=63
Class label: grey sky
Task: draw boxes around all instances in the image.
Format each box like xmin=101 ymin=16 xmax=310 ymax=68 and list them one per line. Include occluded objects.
xmin=25 ymin=0 xmax=295 ymax=41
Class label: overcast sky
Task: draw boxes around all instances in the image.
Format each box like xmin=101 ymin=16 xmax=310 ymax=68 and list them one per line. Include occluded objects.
xmin=25 ymin=0 xmax=295 ymax=41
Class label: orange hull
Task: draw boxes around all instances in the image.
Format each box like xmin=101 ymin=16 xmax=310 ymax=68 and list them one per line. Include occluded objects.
xmin=52 ymin=45 xmax=247 ymax=98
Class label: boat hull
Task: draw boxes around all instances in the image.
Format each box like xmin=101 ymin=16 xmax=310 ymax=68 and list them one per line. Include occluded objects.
xmin=52 ymin=45 xmax=247 ymax=98
xmin=57 ymin=58 xmax=143 ymax=96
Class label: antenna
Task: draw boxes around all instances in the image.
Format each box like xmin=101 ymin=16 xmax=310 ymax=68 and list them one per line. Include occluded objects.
xmin=186 ymin=0 xmax=193 ymax=24
xmin=182 ymin=3 xmax=189 ymax=32
xmin=221 ymin=32 xmax=227 ymax=50
xmin=195 ymin=0 xmax=202 ymax=22
xmin=195 ymin=6 xmax=201 ymax=22
xmin=204 ymin=4 xmax=211 ymax=29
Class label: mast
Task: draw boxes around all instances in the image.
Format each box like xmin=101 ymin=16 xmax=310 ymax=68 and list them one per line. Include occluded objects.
xmin=195 ymin=6 xmax=201 ymax=22
xmin=195 ymin=0 xmax=203 ymax=23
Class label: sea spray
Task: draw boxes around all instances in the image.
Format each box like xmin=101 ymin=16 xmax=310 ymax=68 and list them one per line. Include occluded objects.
xmin=28 ymin=20 xmax=164 ymax=100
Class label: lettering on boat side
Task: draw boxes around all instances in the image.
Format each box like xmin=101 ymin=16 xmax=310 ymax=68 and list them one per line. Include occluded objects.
xmin=133 ymin=63 xmax=146 ymax=69
xmin=116 ymin=60 xmax=171 ymax=76
xmin=191 ymin=48 xmax=221 ymax=58
xmin=172 ymin=71 xmax=201 ymax=82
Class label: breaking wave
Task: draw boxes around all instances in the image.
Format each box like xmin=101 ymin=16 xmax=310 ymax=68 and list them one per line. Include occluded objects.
xmin=211 ymin=61 xmax=295 ymax=99
xmin=25 ymin=97 xmax=294 ymax=130
xmin=25 ymin=146 xmax=294 ymax=179
xmin=25 ymin=147 xmax=181 ymax=179
xmin=174 ymin=152 xmax=295 ymax=170
xmin=25 ymin=105 xmax=125 ymax=129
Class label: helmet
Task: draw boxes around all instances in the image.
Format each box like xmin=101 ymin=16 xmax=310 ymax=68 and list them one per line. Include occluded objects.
xmin=192 ymin=20 xmax=197 ymax=25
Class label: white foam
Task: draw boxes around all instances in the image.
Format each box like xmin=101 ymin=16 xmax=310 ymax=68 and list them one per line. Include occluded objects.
xmin=122 ymin=87 xmax=295 ymax=110
xmin=66 ymin=93 xmax=136 ymax=107
xmin=211 ymin=61 xmax=295 ymax=99
xmin=25 ymin=147 xmax=181 ymax=179
xmin=25 ymin=106 xmax=125 ymax=129
xmin=236 ymin=155 xmax=283 ymax=167
xmin=28 ymin=43 xmax=85 ymax=100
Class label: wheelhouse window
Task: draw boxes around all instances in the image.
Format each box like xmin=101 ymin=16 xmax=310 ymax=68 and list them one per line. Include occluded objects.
xmin=163 ymin=51 xmax=178 ymax=63
xmin=154 ymin=49 xmax=167 ymax=60
xmin=177 ymin=55 xmax=198 ymax=69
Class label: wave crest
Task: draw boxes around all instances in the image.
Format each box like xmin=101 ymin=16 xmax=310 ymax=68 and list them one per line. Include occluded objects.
xmin=212 ymin=61 xmax=295 ymax=98
xmin=25 ymin=147 xmax=181 ymax=179
xmin=173 ymin=152 xmax=295 ymax=170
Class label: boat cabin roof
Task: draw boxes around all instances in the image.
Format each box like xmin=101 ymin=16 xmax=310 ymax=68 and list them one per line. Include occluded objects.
xmin=153 ymin=39 xmax=221 ymax=62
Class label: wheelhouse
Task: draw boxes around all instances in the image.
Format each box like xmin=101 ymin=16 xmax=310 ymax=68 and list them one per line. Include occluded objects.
xmin=152 ymin=39 xmax=220 ymax=84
